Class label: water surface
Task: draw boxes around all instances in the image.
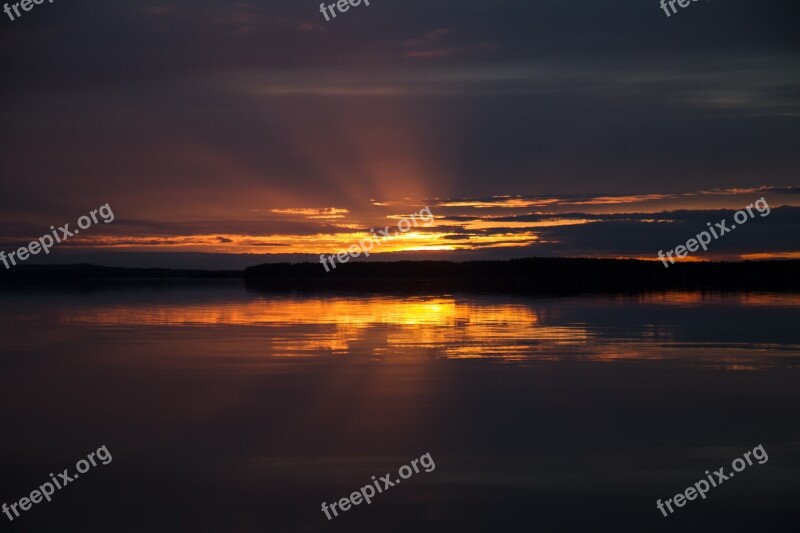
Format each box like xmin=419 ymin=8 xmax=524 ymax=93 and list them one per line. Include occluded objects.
xmin=1 ymin=285 xmax=798 ymax=531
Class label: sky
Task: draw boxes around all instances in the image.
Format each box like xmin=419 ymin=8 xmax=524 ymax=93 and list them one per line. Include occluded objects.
xmin=1 ymin=0 xmax=798 ymax=269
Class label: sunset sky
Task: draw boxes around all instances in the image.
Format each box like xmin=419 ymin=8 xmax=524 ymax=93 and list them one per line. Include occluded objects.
xmin=1 ymin=0 xmax=798 ymax=268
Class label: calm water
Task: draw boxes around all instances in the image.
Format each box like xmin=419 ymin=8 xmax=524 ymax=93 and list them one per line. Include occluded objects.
xmin=1 ymin=284 xmax=799 ymax=532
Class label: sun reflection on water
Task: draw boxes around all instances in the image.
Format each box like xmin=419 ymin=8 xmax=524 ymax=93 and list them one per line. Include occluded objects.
xmin=54 ymin=292 xmax=800 ymax=367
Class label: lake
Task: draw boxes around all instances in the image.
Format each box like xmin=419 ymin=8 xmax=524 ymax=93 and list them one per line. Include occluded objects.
xmin=1 ymin=283 xmax=798 ymax=531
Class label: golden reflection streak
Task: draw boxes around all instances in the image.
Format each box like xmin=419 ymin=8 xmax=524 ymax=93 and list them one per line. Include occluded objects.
xmin=632 ymin=291 xmax=800 ymax=307
xmin=54 ymin=294 xmax=798 ymax=366
xmin=58 ymin=297 xmax=589 ymax=359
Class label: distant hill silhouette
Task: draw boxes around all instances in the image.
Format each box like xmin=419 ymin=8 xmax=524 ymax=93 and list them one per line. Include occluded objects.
xmin=244 ymin=258 xmax=800 ymax=294
xmin=2 ymin=259 xmax=798 ymax=295
xmin=0 ymin=264 xmax=240 ymax=283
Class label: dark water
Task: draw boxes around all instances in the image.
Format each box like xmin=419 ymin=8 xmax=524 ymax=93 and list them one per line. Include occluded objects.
xmin=1 ymin=284 xmax=799 ymax=532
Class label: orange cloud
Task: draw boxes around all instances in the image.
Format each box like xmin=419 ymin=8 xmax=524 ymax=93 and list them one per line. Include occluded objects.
xmin=271 ymin=207 xmax=350 ymax=219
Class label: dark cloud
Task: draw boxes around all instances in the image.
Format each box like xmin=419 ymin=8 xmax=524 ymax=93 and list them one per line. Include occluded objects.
xmin=0 ymin=0 xmax=798 ymax=266
xmin=530 ymin=206 xmax=800 ymax=259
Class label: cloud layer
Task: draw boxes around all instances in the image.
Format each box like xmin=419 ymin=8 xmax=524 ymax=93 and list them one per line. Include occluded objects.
xmin=1 ymin=1 xmax=798 ymax=267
